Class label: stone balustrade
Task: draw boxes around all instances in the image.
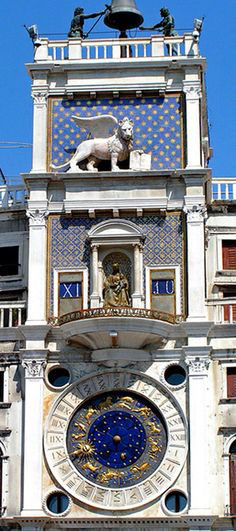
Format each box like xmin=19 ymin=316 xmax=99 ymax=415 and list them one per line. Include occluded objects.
xmin=0 ymin=185 xmax=27 ymax=209
xmin=207 ymin=298 xmax=236 ymax=324
xmin=0 ymin=301 xmax=26 ymax=328
xmin=212 ymin=178 xmax=236 ymax=201
xmin=34 ymin=33 xmax=200 ymax=63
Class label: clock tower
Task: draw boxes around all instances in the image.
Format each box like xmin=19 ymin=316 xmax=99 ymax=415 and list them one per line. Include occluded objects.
xmin=4 ymin=7 xmax=233 ymax=531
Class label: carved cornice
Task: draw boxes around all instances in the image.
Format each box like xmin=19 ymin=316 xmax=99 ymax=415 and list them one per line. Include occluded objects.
xmin=27 ymin=209 xmax=49 ymax=227
xmin=183 ymin=204 xmax=207 ymax=223
xmin=22 ymin=359 xmax=46 ymax=378
xmin=186 ymin=357 xmax=210 ymax=375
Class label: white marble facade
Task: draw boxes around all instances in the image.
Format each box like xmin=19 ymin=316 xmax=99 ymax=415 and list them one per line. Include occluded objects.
xmin=0 ymin=26 xmax=235 ymax=531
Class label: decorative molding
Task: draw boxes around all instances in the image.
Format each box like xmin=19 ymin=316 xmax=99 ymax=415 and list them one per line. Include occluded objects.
xmin=183 ymin=81 xmax=202 ymax=99
xmin=32 ymin=91 xmax=48 ymax=105
xmin=27 ymin=209 xmax=49 ymax=227
xmin=183 ymin=204 xmax=207 ymax=223
xmin=22 ymin=359 xmax=46 ymax=378
xmin=186 ymin=357 xmax=210 ymax=375
xmin=207 ymin=227 xmax=236 ymax=234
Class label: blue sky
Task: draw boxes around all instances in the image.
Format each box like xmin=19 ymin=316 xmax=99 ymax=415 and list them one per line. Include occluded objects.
xmin=0 ymin=0 xmax=235 ymax=181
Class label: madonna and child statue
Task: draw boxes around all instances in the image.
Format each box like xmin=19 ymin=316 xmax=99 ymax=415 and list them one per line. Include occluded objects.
xmin=103 ymin=263 xmax=130 ymax=307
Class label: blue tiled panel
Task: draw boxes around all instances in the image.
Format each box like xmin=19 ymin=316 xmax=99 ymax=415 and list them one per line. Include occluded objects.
xmin=49 ymin=96 xmax=183 ymax=171
xmin=49 ymin=214 xmax=184 ymax=315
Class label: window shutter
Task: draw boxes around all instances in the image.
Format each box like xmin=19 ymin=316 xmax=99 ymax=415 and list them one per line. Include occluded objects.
xmin=223 ymin=241 xmax=236 ymax=270
xmin=227 ymin=368 xmax=236 ymax=397
xmin=230 ymin=455 xmax=236 ymax=514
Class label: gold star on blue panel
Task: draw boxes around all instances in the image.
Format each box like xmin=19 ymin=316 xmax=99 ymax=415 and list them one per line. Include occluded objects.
xmin=50 ymin=96 xmax=183 ymax=171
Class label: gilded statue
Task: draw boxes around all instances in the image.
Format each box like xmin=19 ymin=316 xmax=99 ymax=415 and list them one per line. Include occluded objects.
xmin=103 ymin=263 xmax=130 ymax=307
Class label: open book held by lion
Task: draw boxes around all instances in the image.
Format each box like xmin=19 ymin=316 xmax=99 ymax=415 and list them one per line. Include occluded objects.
xmin=51 ymin=115 xmax=134 ymax=173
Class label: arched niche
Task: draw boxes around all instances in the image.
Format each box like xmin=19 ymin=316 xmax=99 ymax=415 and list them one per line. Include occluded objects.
xmin=88 ymin=220 xmax=145 ymax=308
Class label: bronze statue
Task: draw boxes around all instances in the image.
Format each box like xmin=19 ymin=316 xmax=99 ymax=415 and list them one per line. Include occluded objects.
xmin=140 ymin=7 xmax=178 ymax=55
xmin=103 ymin=263 xmax=130 ymax=307
xmin=68 ymin=6 xmax=110 ymax=39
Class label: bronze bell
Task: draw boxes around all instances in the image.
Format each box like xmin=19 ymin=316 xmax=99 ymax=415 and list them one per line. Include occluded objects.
xmin=104 ymin=0 xmax=144 ymax=32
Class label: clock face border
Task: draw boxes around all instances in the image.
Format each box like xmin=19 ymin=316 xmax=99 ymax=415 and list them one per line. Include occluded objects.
xmin=44 ymin=369 xmax=188 ymax=511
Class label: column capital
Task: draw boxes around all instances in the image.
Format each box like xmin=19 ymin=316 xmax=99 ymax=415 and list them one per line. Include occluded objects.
xmin=32 ymin=90 xmax=48 ymax=106
xmin=22 ymin=359 xmax=46 ymax=378
xmin=183 ymin=81 xmax=202 ymax=99
xmin=186 ymin=356 xmax=210 ymax=375
xmin=183 ymin=204 xmax=207 ymax=223
xmin=27 ymin=208 xmax=49 ymax=227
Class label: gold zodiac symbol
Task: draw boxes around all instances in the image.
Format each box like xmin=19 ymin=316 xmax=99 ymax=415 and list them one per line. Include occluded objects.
xmin=72 ymin=432 xmax=85 ymax=440
xmin=116 ymin=396 xmax=135 ymax=410
xmin=82 ymin=462 xmax=101 ymax=473
xmin=98 ymin=396 xmax=113 ymax=411
xmin=147 ymin=421 xmax=161 ymax=434
xmin=148 ymin=437 xmax=161 ymax=455
xmin=133 ymin=406 xmax=151 ymax=418
xmin=130 ymin=462 xmax=150 ymax=479
xmin=99 ymin=470 xmax=124 ymax=483
xmin=85 ymin=406 xmax=98 ymax=420
xmin=74 ymin=421 xmax=87 ymax=433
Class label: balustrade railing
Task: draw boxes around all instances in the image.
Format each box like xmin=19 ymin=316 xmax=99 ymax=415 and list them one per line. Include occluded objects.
xmin=207 ymin=298 xmax=236 ymax=324
xmin=34 ymin=33 xmax=199 ymax=62
xmin=0 ymin=185 xmax=27 ymax=209
xmin=212 ymin=178 xmax=236 ymax=201
xmin=0 ymin=301 xmax=26 ymax=328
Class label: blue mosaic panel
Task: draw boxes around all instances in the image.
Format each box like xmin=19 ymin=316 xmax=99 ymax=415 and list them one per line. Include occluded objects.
xmin=49 ymin=96 xmax=183 ymax=171
xmin=48 ymin=214 xmax=184 ymax=315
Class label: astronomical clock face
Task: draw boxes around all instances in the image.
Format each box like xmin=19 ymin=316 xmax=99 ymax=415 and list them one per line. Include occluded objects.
xmin=66 ymin=391 xmax=167 ymax=489
xmin=44 ymin=370 xmax=187 ymax=511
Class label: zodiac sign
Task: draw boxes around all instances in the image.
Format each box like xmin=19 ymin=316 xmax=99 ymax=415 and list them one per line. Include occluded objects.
xmin=99 ymin=470 xmax=124 ymax=483
xmin=148 ymin=437 xmax=161 ymax=455
xmin=72 ymin=432 xmax=85 ymax=440
xmin=133 ymin=406 xmax=151 ymax=418
xmin=85 ymin=406 xmax=98 ymax=420
xmin=82 ymin=462 xmax=101 ymax=473
xmin=116 ymin=396 xmax=135 ymax=410
xmin=147 ymin=421 xmax=161 ymax=434
xmin=98 ymin=396 xmax=113 ymax=411
xmin=130 ymin=462 xmax=150 ymax=479
xmin=74 ymin=421 xmax=87 ymax=433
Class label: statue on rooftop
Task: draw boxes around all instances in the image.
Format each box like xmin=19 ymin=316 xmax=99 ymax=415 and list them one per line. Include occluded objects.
xmin=140 ymin=7 xmax=178 ymax=55
xmin=68 ymin=6 xmax=110 ymax=39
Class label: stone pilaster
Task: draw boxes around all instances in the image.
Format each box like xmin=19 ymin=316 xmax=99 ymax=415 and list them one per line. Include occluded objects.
xmin=31 ymin=90 xmax=48 ymax=173
xmin=183 ymin=81 xmax=202 ymax=168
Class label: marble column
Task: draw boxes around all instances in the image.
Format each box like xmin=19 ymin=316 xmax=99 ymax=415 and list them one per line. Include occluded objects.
xmin=90 ymin=244 xmax=100 ymax=308
xmin=132 ymin=244 xmax=142 ymax=307
xmin=26 ymin=210 xmax=48 ymax=325
xmin=186 ymin=354 xmax=210 ymax=514
xmin=31 ymin=91 xmax=48 ymax=173
xmin=21 ymin=358 xmax=46 ymax=516
xmin=184 ymin=205 xmax=206 ymax=321
xmin=183 ymin=81 xmax=202 ymax=169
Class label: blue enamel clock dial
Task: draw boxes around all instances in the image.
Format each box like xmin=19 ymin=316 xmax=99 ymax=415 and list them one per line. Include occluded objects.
xmin=88 ymin=410 xmax=146 ymax=468
xmin=66 ymin=391 xmax=167 ymax=488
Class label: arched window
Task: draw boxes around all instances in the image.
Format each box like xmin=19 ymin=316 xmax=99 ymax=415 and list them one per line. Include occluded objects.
xmin=229 ymin=441 xmax=236 ymax=514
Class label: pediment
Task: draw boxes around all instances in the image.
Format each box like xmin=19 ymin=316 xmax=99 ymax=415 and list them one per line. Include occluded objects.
xmin=88 ymin=219 xmax=144 ymax=242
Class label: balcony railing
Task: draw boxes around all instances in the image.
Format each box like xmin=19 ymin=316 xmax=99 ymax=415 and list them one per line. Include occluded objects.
xmin=207 ymin=298 xmax=236 ymax=324
xmin=34 ymin=33 xmax=199 ymax=63
xmin=212 ymin=178 xmax=236 ymax=201
xmin=49 ymin=307 xmax=184 ymax=326
xmin=0 ymin=185 xmax=27 ymax=209
xmin=0 ymin=301 xmax=26 ymax=327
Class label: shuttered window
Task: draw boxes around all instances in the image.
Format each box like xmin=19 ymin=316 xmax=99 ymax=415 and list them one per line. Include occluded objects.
xmin=224 ymin=292 xmax=236 ymax=322
xmin=227 ymin=368 xmax=236 ymax=397
xmin=230 ymin=442 xmax=236 ymax=514
xmin=222 ymin=241 xmax=236 ymax=270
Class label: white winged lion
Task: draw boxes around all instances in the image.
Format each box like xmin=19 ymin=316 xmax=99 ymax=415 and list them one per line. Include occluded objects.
xmin=51 ymin=114 xmax=133 ymax=172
